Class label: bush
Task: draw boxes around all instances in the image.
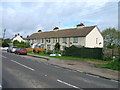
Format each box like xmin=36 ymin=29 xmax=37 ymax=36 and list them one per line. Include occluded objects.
xmin=55 ymin=42 xmax=60 ymax=51
xmin=2 ymin=42 xmax=9 ymax=47
xmin=46 ymin=50 xmax=53 ymax=54
xmin=33 ymin=49 xmax=36 ymax=53
xmin=13 ymin=40 xmax=30 ymax=48
xmin=41 ymin=51 xmax=46 ymax=54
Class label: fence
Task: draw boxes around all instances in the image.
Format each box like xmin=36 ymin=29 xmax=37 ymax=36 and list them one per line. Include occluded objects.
xmin=103 ymin=48 xmax=120 ymax=60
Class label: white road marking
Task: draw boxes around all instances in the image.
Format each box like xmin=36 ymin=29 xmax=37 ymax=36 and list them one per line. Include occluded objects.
xmin=11 ymin=60 xmax=35 ymax=71
xmin=45 ymin=75 xmax=47 ymax=76
xmin=2 ymin=56 xmax=7 ymax=58
xmin=57 ymin=79 xmax=80 ymax=89
xmin=111 ymin=79 xmax=118 ymax=83
xmin=0 ymin=85 xmax=2 ymax=88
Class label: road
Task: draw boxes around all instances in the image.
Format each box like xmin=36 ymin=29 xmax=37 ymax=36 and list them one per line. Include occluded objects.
xmin=1 ymin=51 xmax=119 ymax=89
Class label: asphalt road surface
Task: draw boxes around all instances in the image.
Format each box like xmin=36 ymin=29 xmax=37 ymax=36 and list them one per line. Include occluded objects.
xmin=1 ymin=51 xmax=119 ymax=89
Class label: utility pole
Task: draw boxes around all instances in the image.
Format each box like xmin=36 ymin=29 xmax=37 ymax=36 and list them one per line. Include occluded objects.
xmin=3 ymin=29 xmax=6 ymax=41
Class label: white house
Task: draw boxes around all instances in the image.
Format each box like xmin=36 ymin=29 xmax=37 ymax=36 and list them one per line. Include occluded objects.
xmin=29 ymin=23 xmax=103 ymax=50
xmin=12 ymin=34 xmax=26 ymax=42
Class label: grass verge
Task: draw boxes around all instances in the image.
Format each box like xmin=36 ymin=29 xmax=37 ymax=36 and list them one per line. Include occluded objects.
xmin=95 ymin=58 xmax=120 ymax=71
xmin=28 ymin=51 xmax=109 ymax=63
xmin=28 ymin=51 xmax=50 ymax=57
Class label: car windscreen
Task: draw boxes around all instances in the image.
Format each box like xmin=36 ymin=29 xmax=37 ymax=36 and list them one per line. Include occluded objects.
xmin=21 ymin=48 xmax=26 ymax=50
xmin=13 ymin=46 xmax=17 ymax=48
xmin=17 ymin=48 xmax=20 ymax=50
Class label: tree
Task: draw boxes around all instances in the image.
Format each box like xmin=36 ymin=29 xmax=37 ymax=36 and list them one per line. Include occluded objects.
xmin=54 ymin=42 xmax=60 ymax=51
xmin=2 ymin=41 xmax=9 ymax=47
xmin=102 ymin=28 xmax=119 ymax=49
xmin=13 ymin=40 xmax=30 ymax=48
xmin=4 ymin=38 xmax=11 ymax=43
xmin=13 ymin=40 xmax=20 ymax=45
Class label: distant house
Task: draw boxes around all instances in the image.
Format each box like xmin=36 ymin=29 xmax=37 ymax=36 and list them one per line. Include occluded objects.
xmin=29 ymin=23 xmax=103 ymax=50
xmin=12 ymin=34 xmax=26 ymax=43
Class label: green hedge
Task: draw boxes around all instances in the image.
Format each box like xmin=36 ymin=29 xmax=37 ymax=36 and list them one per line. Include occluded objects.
xmin=63 ymin=45 xmax=103 ymax=59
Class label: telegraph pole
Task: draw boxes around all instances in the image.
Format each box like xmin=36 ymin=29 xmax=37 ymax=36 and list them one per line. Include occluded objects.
xmin=3 ymin=29 xmax=6 ymax=41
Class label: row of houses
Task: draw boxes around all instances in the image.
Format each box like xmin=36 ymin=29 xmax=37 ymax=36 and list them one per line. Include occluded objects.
xmin=28 ymin=23 xmax=103 ymax=50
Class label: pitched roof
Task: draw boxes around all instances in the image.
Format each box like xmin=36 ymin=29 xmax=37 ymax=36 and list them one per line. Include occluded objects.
xmin=29 ymin=25 xmax=96 ymax=39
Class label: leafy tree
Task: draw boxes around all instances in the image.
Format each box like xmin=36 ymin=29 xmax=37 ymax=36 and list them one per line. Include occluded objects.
xmin=2 ymin=41 xmax=9 ymax=47
xmin=102 ymin=28 xmax=119 ymax=49
xmin=13 ymin=40 xmax=30 ymax=48
xmin=4 ymin=38 xmax=11 ymax=43
xmin=13 ymin=40 xmax=20 ymax=45
xmin=54 ymin=42 xmax=60 ymax=51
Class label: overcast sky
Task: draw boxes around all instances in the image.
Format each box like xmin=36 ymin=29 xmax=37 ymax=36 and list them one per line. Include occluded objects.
xmin=0 ymin=0 xmax=119 ymax=39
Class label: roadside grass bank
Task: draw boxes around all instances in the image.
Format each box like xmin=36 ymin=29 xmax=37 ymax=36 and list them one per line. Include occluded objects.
xmin=95 ymin=58 xmax=120 ymax=71
xmin=28 ymin=51 xmax=50 ymax=57
xmin=28 ymin=51 xmax=109 ymax=63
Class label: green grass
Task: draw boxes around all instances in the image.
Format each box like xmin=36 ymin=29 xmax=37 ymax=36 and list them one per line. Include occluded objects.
xmin=28 ymin=51 xmax=50 ymax=57
xmin=50 ymin=56 xmax=109 ymax=63
xmin=28 ymin=51 xmax=109 ymax=63
xmin=96 ymin=58 xmax=120 ymax=71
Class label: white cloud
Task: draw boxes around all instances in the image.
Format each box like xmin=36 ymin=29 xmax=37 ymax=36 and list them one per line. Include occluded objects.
xmin=1 ymin=1 xmax=118 ymax=38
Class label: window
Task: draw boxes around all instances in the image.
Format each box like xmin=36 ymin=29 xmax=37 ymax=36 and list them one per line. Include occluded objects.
xmin=62 ymin=46 xmax=66 ymax=50
xmin=58 ymin=38 xmax=60 ymax=42
xmin=73 ymin=37 xmax=78 ymax=43
xmin=52 ymin=45 xmax=54 ymax=50
xmin=62 ymin=38 xmax=67 ymax=43
xmin=47 ymin=45 xmax=51 ymax=50
xmin=46 ymin=38 xmax=50 ymax=43
xmin=41 ymin=44 xmax=44 ymax=49
xmin=96 ymin=38 xmax=98 ymax=44
xmin=53 ymin=38 xmax=55 ymax=43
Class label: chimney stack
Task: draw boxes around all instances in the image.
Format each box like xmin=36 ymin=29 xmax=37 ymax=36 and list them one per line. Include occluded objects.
xmin=53 ymin=27 xmax=59 ymax=31
xmin=76 ymin=23 xmax=84 ymax=28
xmin=38 ymin=30 xmax=42 ymax=33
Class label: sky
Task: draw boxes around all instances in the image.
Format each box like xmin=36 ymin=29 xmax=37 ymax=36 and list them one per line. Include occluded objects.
xmin=0 ymin=0 xmax=119 ymax=39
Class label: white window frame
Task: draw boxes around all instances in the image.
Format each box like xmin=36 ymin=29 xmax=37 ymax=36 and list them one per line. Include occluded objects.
xmin=62 ymin=37 xmax=67 ymax=43
xmin=73 ymin=37 xmax=78 ymax=43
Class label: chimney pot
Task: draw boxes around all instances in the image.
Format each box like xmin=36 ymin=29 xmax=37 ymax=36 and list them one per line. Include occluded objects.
xmin=53 ymin=27 xmax=59 ymax=30
xmin=77 ymin=23 xmax=85 ymax=28
xmin=38 ymin=30 xmax=42 ymax=32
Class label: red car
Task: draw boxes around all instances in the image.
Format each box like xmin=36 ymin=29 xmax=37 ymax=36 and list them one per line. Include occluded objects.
xmin=15 ymin=48 xmax=27 ymax=55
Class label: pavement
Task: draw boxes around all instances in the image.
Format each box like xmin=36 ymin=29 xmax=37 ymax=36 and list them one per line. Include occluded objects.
xmin=28 ymin=53 xmax=119 ymax=81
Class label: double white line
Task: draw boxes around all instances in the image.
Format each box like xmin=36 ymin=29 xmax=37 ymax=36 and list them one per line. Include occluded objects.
xmin=11 ymin=60 xmax=34 ymax=71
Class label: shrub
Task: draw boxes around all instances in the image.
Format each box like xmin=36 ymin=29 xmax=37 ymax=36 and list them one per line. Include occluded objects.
xmin=13 ymin=40 xmax=30 ymax=48
xmin=2 ymin=42 xmax=9 ymax=47
xmin=46 ymin=50 xmax=53 ymax=54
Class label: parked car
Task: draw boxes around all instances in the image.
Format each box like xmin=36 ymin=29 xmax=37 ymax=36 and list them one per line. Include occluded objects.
xmin=7 ymin=46 xmax=18 ymax=53
xmin=0 ymin=47 xmax=8 ymax=51
xmin=15 ymin=48 xmax=27 ymax=55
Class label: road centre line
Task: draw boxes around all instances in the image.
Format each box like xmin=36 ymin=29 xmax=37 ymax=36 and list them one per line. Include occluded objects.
xmin=57 ymin=79 xmax=81 ymax=89
xmin=11 ymin=60 xmax=35 ymax=71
